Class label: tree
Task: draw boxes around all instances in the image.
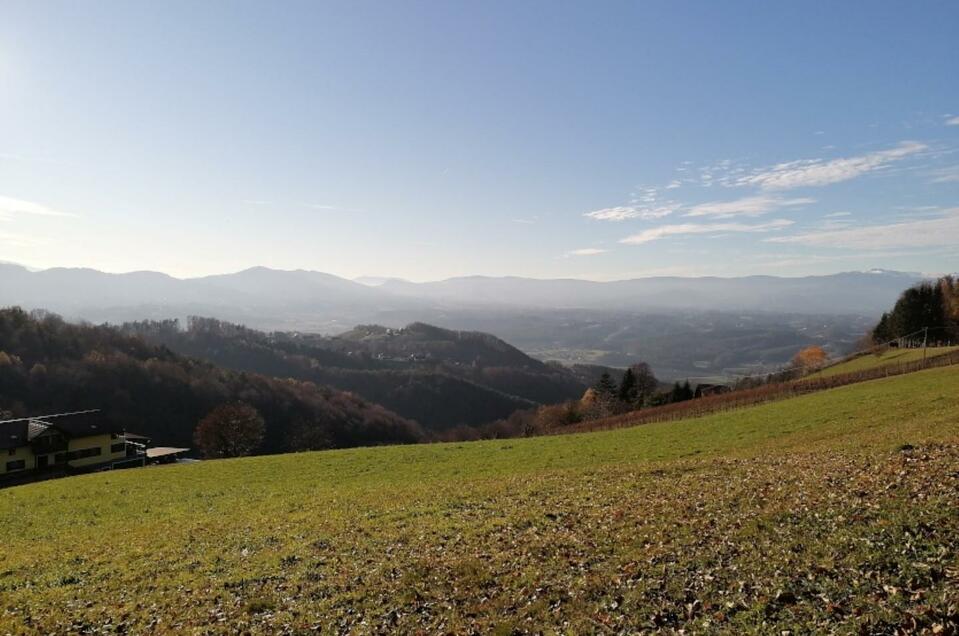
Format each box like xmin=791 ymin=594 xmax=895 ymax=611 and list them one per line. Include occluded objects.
xmin=791 ymin=345 xmax=827 ymax=370
xmin=940 ymin=275 xmax=959 ymax=337
xmin=194 ymin=402 xmax=265 ymax=458
xmin=617 ymin=368 xmax=638 ymax=403
xmin=871 ymin=277 xmax=959 ymax=346
xmin=670 ymin=380 xmax=694 ymax=403
xmin=629 ymin=362 xmax=659 ymax=403
xmin=594 ymin=372 xmax=618 ymax=400
xmin=872 ymin=312 xmax=893 ymax=344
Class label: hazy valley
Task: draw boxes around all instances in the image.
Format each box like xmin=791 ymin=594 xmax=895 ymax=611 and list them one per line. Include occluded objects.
xmin=0 ymin=263 xmax=914 ymax=380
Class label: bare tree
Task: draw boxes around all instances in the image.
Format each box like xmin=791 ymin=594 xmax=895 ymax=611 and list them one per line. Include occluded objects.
xmin=194 ymin=402 xmax=265 ymax=458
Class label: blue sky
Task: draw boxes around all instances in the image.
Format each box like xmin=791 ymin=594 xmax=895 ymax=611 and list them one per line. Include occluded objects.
xmin=1 ymin=1 xmax=958 ymax=281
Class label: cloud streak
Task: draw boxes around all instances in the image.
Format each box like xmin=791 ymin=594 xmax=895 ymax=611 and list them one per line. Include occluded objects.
xmin=930 ymin=166 xmax=959 ymax=183
xmin=565 ymin=248 xmax=607 ymax=257
xmin=584 ymin=204 xmax=678 ymax=221
xmin=766 ymin=208 xmax=959 ymax=249
xmin=685 ymin=195 xmax=814 ymax=218
xmin=620 ymin=219 xmax=793 ymax=245
xmin=0 ymin=195 xmax=76 ymax=219
xmin=734 ymin=141 xmax=927 ymax=190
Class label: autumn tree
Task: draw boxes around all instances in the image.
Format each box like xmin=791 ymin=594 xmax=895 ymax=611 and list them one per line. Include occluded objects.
xmin=791 ymin=345 xmax=828 ymax=370
xmin=194 ymin=402 xmax=265 ymax=458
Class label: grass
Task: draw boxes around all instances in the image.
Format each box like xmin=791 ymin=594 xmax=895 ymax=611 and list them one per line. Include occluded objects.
xmin=811 ymin=345 xmax=959 ymax=379
xmin=1 ymin=365 xmax=958 ymax=633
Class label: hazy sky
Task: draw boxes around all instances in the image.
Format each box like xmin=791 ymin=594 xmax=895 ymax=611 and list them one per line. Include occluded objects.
xmin=1 ymin=1 xmax=958 ymax=281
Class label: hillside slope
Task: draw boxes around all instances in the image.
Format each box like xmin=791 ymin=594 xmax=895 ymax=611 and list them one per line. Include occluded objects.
xmin=1 ymin=365 xmax=957 ymax=633
xmin=0 ymin=308 xmax=421 ymax=453
xmin=121 ymin=317 xmax=591 ymax=431
xmin=811 ymin=345 xmax=959 ymax=379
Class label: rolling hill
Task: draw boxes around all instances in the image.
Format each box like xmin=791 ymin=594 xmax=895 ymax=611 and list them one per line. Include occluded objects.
xmin=120 ymin=317 xmax=594 ymax=431
xmin=1 ymin=364 xmax=957 ymax=633
xmin=811 ymin=345 xmax=959 ymax=379
xmin=0 ymin=308 xmax=421 ymax=453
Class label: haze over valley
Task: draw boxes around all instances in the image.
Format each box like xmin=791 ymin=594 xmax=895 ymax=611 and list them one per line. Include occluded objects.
xmin=0 ymin=262 xmax=919 ymax=379
xmin=2 ymin=2 xmax=958 ymax=633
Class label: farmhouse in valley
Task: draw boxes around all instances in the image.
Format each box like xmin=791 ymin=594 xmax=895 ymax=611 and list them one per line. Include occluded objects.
xmin=1 ymin=410 xmax=148 ymax=482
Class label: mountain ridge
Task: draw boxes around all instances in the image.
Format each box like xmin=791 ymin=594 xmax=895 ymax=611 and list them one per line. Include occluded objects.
xmin=0 ymin=262 xmax=926 ymax=316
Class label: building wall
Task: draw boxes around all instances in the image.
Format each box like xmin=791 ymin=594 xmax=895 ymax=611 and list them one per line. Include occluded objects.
xmin=2 ymin=445 xmax=34 ymax=475
xmin=67 ymin=433 xmax=127 ymax=468
xmin=2 ymin=433 xmax=128 ymax=475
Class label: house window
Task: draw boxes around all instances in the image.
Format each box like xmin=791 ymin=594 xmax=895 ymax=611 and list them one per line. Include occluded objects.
xmin=110 ymin=443 xmax=125 ymax=454
xmin=5 ymin=460 xmax=25 ymax=472
xmin=67 ymin=447 xmax=102 ymax=460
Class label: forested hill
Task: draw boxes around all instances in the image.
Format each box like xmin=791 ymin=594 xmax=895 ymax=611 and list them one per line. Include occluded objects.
xmin=0 ymin=308 xmax=422 ymax=453
xmin=119 ymin=317 xmax=598 ymax=431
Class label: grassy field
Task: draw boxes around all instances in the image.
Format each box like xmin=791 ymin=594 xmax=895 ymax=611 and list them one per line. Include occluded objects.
xmin=1 ymin=366 xmax=958 ymax=633
xmin=811 ymin=345 xmax=959 ymax=379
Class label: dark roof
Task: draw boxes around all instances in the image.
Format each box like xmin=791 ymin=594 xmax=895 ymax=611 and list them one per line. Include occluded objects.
xmin=0 ymin=410 xmax=121 ymax=449
xmin=44 ymin=411 xmax=122 ymax=437
xmin=0 ymin=420 xmax=30 ymax=450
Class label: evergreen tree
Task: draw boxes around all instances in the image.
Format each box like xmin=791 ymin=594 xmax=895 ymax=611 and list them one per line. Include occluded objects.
xmin=594 ymin=372 xmax=618 ymax=400
xmin=617 ymin=368 xmax=638 ymax=403
xmin=669 ymin=380 xmax=694 ymax=403
xmin=872 ymin=312 xmax=893 ymax=343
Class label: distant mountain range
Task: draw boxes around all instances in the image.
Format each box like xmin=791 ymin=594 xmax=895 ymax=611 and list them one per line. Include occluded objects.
xmin=0 ymin=263 xmax=925 ymax=321
xmin=375 ymin=269 xmax=926 ymax=315
xmin=0 ymin=263 xmax=927 ymax=379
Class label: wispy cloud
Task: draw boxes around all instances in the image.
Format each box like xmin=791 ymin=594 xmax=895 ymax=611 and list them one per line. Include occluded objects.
xmin=824 ymin=211 xmax=852 ymax=218
xmin=584 ymin=204 xmax=678 ymax=222
xmin=734 ymin=141 xmax=927 ymax=190
xmin=620 ymin=219 xmax=793 ymax=245
xmin=930 ymin=166 xmax=959 ymax=183
xmin=565 ymin=247 xmax=607 ymax=257
xmin=512 ymin=216 xmax=538 ymax=225
xmin=766 ymin=208 xmax=959 ymax=249
xmin=0 ymin=195 xmax=76 ymax=219
xmin=685 ymin=195 xmax=814 ymax=218
xmin=945 ymin=115 xmax=959 ymax=126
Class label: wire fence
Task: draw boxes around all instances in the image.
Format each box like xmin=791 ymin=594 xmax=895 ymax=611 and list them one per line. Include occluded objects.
xmin=556 ymin=344 xmax=959 ymax=436
xmin=724 ymin=326 xmax=957 ymax=387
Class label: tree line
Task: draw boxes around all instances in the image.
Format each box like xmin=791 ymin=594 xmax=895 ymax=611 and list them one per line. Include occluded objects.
xmin=0 ymin=307 xmax=422 ymax=456
xmin=442 ymin=363 xmax=700 ymax=440
xmin=871 ymin=276 xmax=959 ymax=344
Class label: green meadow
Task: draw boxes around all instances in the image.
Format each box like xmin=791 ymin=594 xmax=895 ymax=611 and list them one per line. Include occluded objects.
xmin=2 ymin=365 xmax=958 ymax=634
xmin=811 ymin=345 xmax=959 ymax=379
